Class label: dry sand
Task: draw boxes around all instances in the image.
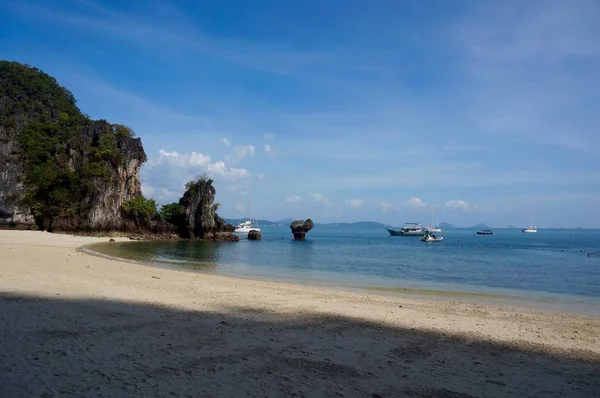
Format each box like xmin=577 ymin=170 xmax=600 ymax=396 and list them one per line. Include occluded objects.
xmin=1 ymin=230 xmax=599 ymax=397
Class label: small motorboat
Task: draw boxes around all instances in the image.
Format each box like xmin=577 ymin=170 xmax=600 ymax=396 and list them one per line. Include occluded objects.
xmin=421 ymin=232 xmax=443 ymax=242
xmin=476 ymin=230 xmax=494 ymax=235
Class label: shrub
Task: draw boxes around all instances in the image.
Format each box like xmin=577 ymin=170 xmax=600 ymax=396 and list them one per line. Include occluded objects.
xmin=121 ymin=196 xmax=157 ymax=226
xmin=159 ymin=202 xmax=185 ymax=226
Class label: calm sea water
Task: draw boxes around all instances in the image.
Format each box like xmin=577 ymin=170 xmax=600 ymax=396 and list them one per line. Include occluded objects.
xmin=88 ymin=227 xmax=600 ymax=311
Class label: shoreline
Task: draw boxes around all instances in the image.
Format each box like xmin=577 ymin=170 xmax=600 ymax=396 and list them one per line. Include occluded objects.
xmin=83 ymin=240 xmax=600 ymax=317
xmin=2 ymin=230 xmax=600 ymax=396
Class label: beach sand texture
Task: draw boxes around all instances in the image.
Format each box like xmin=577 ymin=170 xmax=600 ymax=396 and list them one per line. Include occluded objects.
xmin=1 ymin=230 xmax=599 ymax=397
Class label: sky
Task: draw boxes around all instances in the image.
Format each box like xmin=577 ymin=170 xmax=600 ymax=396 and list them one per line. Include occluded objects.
xmin=1 ymin=0 xmax=599 ymax=227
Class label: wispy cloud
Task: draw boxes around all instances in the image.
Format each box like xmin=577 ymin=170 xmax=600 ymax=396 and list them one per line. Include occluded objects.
xmin=263 ymin=133 xmax=275 ymax=140
xmin=284 ymin=195 xmax=302 ymax=204
xmin=7 ymin=0 xmax=348 ymax=77
xmin=345 ymin=199 xmax=364 ymax=209
xmin=232 ymin=145 xmax=256 ymax=160
xmin=451 ymin=0 xmax=600 ymax=152
xmin=443 ymin=200 xmax=493 ymax=212
xmin=264 ymin=144 xmax=272 ymax=153
xmin=308 ymin=193 xmax=332 ymax=206
xmin=406 ymin=197 xmax=427 ymax=209
xmin=220 ymin=137 xmax=232 ymax=147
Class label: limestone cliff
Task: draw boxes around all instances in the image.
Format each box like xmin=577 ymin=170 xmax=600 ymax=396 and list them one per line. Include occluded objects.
xmin=0 ymin=61 xmax=146 ymax=231
xmin=178 ymin=176 xmax=237 ymax=241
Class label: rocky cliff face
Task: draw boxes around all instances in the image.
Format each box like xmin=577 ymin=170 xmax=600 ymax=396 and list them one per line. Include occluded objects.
xmin=0 ymin=61 xmax=146 ymax=231
xmin=0 ymin=134 xmax=32 ymax=226
xmin=50 ymin=121 xmax=146 ymax=232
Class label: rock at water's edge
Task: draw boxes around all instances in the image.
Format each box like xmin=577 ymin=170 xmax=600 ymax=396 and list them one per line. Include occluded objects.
xmin=248 ymin=230 xmax=261 ymax=240
xmin=290 ymin=218 xmax=314 ymax=240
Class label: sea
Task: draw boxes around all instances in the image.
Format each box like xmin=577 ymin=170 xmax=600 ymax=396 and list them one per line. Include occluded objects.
xmin=86 ymin=226 xmax=600 ymax=314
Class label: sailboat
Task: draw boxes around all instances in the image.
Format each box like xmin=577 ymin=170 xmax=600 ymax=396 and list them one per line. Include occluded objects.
xmin=234 ymin=196 xmax=260 ymax=236
xmin=423 ymin=205 xmax=442 ymax=233
xmin=522 ymin=214 xmax=537 ymax=233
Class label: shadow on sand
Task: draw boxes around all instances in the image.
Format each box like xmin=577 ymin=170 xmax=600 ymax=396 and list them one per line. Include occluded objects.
xmin=1 ymin=293 xmax=598 ymax=397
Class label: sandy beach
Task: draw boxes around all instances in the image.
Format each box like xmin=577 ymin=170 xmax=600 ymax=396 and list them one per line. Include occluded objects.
xmin=1 ymin=230 xmax=599 ymax=397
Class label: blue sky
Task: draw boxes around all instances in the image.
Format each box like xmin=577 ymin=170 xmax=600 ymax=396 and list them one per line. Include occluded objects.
xmin=2 ymin=0 xmax=599 ymax=227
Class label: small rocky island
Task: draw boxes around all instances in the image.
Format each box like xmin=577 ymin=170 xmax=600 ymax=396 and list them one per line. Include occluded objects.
xmin=0 ymin=61 xmax=236 ymax=241
xmin=290 ymin=219 xmax=314 ymax=240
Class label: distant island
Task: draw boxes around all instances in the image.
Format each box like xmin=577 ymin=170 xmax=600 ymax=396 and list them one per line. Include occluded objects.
xmin=469 ymin=223 xmax=491 ymax=230
xmin=438 ymin=222 xmax=456 ymax=229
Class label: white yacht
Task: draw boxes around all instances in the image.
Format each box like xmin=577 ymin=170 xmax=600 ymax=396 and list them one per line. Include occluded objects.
xmin=234 ymin=219 xmax=260 ymax=234
xmin=522 ymin=215 xmax=537 ymax=233
xmin=233 ymin=196 xmax=260 ymax=236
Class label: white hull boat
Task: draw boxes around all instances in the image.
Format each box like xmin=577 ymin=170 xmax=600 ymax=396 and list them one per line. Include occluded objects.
xmin=522 ymin=214 xmax=537 ymax=233
xmin=234 ymin=197 xmax=260 ymax=237
xmin=234 ymin=220 xmax=260 ymax=235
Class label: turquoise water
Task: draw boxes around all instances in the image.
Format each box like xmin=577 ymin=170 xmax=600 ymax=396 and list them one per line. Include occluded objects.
xmin=88 ymin=227 xmax=600 ymax=310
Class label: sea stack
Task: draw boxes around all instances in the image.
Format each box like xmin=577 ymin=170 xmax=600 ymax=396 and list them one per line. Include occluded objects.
xmin=290 ymin=219 xmax=314 ymax=240
xmin=248 ymin=230 xmax=262 ymax=240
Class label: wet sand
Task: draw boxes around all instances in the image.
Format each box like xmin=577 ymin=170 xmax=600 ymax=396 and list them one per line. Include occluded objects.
xmin=1 ymin=230 xmax=599 ymax=397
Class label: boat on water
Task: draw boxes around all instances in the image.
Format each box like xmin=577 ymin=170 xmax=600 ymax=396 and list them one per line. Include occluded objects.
xmin=423 ymin=205 xmax=442 ymax=233
xmin=234 ymin=197 xmax=260 ymax=236
xmin=422 ymin=231 xmax=443 ymax=242
xmin=234 ymin=219 xmax=260 ymax=235
xmin=385 ymin=223 xmax=425 ymax=236
xmin=522 ymin=215 xmax=537 ymax=233
xmin=476 ymin=230 xmax=494 ymax=235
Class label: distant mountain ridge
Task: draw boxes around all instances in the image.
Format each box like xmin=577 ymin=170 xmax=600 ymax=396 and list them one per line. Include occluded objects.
xmin=469 ymin=223 xmax=491 ymax=229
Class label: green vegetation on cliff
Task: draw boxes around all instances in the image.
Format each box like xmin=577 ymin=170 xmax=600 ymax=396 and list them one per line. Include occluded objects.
xmin=121 ymin=196 xmax=157 ymax=227
xmin=159 ymin=202 xmax=185 ymax=226
xmin=0 ymin=61 xmax=146 ymax=230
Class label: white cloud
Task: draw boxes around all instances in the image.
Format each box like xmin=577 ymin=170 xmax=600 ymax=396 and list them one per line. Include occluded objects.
xmin=284 ymin=195 xmax=302 ymax=203
xmin=445 ymin=200 xmax=471 ymax=211
xmin=233 ymin=144 xmax=256 ymax=159
xmin=234 ymin=203 xmax=246 ymax=212
xmin=142 ymin=149 xmax=250 ymax=202
xmin=141 ymin=184 xmax=155 ymax=197
xmin=308 ymin=192 xmax=332 ymax=206
xmin=220 ymin=137 xmax=232 ymax=147
xmin=263 ymin=133 xmax=275 ymax=140
xmin=264 ymin=144 xmax=272 ymax=153
xmin=406 ymin=197 xmax=427 ymax=208
xmin=345 ymin=199 xmax=364 ymax=208
xmin=257 ymin=173 xmax=265 ymax=180
xmin=443 ymin=199 xmax=493 ymax=212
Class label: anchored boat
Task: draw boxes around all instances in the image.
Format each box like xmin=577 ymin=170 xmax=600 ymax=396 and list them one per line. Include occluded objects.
xmin=385 ymin=223 xmax=425 ymax=236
